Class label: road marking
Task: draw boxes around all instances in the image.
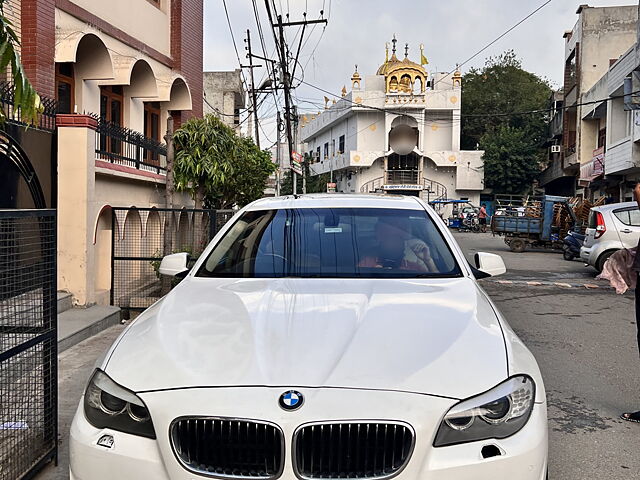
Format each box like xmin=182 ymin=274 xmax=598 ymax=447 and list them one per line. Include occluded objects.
xmin=486 ymin=279 xmax=615 ymax=291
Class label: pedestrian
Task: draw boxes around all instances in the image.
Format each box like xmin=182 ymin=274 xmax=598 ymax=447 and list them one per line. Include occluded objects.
xmin=478 ymin=203 xmax=488 ymax=233
xmin=621 ymin=182 xmax=640 ymax=424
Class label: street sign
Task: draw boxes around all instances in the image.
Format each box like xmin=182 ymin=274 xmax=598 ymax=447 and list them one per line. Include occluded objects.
xmin=291 ymin=151 xmax=303 ymax=175
xmin=382 ymin=184 xmax=423 ymax=191
xmin=327 ymin=182 xmax=337 ymax=193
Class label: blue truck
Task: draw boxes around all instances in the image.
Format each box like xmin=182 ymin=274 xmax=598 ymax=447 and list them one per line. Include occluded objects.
xmin=491 ymin=195 xmax=577 ymax=253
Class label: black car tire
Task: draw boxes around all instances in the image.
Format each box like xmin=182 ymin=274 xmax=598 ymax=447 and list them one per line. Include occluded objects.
xmin=596 ymin=250 xmax=616 ymax=273
xmin=510 ymin=239 xmax=527 ymax=253
xmin=563 ymin=249 xmax=575 ymax=261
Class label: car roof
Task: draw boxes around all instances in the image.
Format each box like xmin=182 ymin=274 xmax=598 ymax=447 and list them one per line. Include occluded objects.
xmin=593 ymin=201 xmax=637 ymax=212
xmin=245 ymin=193 xmax=425 ymax=211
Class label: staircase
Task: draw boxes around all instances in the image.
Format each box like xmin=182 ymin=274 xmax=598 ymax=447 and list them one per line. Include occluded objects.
xmin=421 ymin=178 xmax=448 ymax=203
xmin=57 ymin=292 xmax=121 ymax=352
xmin=360 ymin=176 xmax=385 ymax=193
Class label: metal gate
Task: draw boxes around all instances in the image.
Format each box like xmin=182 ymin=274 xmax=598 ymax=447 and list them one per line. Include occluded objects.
xmin=0 ymin=209 xmax=57 ymax=480
xmin=111 ymin=207 xmax=235 ymax=314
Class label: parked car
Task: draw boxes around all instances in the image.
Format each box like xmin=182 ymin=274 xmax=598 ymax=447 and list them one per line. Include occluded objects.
xmin=581 ymin=201 xmax=640 ymax=272
xmin=70 ymin=194 xmax=548 ymax=480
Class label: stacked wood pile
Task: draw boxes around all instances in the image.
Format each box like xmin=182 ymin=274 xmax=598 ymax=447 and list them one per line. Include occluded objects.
xmin=524 ymin=200 xmax=543 ymax=218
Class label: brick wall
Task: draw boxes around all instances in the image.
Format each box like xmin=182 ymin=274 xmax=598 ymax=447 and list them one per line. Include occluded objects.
xmin=21 ymin=0 xmax=56 ymax=99
xmin=171 ymin=0 xmax=203 ymax=123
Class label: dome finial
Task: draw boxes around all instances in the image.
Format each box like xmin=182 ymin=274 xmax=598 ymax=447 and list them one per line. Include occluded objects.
xmin=391 ymin=34 xmax=397 ymax=56
xmin=404 ymin=43 xmax=409 ymax=58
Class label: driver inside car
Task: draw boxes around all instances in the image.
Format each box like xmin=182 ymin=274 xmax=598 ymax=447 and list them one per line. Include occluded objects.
xmin=358 ymin=218 xmax=438 ymax=272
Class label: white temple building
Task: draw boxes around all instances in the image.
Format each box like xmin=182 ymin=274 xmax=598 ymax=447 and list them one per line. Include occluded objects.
xmin=300 ymin=38 xmax=485 ymax=205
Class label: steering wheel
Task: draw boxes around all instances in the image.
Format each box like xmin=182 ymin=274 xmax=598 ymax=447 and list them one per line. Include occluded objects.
xmin=260 ymin=253 xmax=288 ymax=262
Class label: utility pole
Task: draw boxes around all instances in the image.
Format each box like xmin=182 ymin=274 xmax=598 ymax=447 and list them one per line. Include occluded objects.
xmin=276 ymin=111 xmax=282 ymax=196
xmin=271 ymin=9 xmax=327 ymax=196
xmin=244 ymin=29 xmax=260 ymax=148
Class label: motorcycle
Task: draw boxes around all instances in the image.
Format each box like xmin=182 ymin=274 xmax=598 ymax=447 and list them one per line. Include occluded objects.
xmin=562 ymin=231 xmax=585 ymax=261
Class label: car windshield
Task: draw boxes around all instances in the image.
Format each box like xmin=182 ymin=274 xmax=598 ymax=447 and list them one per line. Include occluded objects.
xmin=197 ymin=207 xmax=462 ymax=278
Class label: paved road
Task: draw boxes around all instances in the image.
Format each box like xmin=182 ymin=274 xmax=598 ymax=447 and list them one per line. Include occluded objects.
xmin=455 ymin=232 xmax=640 ymax=480
xmin=39 ymin=233 xmax=639 ymax=479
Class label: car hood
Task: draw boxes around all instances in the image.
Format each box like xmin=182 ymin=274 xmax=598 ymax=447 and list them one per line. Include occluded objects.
xmin=105 ymin=277 xmax=508 ymax=399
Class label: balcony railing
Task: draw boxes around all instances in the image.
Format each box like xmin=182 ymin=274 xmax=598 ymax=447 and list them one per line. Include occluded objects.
xmin=386 ymin=169 xmax=419 ymax=185
xmin=0 ymin=81 xmax=57 ymax=131
xmin=92 ymin=114 xmax=167 ymax=174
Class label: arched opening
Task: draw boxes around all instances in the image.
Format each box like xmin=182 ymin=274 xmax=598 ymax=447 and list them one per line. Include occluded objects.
xmin=389 ymin=116 xmax=419 ymax=156
xmin=167 ymin=77 xmax=192 ymax=111
xmin=0 ymin=131 xmax=46 ymax=209
xmin=413 ymin=76 xmax=423 ymax=94
xmin=145 ymin=209 xmax=162 ymax=256
xmin=74 ymin=34 xmax=113 ymax=81
xmin=94 ymin=206 xmax=117 ymax=302
xmin=128 ymin=59 xmax=158 ymax=98
xmin=399 ymin=74 xmax=412 ymax=93
xmin=388 ymin=76 xmax=398 ymax=92
xmin=176 ymin=210 xmax=191 ymax=252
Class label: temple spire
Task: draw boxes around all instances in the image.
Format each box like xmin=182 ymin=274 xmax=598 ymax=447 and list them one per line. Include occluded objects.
xmin=404 ymin=43 xmax=409 ymax=58
xmin=391 ymin=34 xmax=397 ymax=55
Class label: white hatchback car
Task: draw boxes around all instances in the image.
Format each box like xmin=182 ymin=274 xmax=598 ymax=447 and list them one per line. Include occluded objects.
xmin=70 ymin=194 xmax=548 ymax=480
xmin=580 ymin=201 xmax=640 ymax=271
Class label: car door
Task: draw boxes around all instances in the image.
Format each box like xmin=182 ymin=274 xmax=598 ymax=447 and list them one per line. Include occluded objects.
xmin=611 ymin=207 xmax=640 ymax=249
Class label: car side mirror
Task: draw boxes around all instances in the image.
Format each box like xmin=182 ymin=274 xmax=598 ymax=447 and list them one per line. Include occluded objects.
xmin=159 ymin=252 xmax=190 ymax=277
xmin=474 ymin=252 xmax=506 ymax=278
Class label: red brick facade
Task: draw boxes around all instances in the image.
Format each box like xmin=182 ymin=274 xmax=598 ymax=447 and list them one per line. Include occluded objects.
xmin=21 ymin=0 xmax=56 ymax=99
xmin=171 ymin=0 xmax=204 ymax=122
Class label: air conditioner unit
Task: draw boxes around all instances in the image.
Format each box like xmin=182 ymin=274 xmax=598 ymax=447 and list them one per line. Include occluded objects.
xmin=551 ymin=145 xmax=561 ymax=154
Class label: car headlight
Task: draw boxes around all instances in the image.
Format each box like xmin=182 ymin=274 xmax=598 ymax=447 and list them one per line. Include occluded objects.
xmin=84 ymin=370 xmax=156 ymax=439
xmin=433 ymin=375 xmax=535 ymax=447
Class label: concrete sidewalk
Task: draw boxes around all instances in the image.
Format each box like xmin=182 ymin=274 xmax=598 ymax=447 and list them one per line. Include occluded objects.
xmin=37 ymin=325 xmax=125 ymax=480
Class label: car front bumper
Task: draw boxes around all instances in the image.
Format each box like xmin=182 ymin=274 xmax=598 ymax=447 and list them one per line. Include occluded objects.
xmin=70 ymin=387 xmax=548 ymax=480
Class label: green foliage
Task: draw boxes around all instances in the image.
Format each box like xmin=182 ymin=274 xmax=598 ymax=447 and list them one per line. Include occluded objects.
xmin=0 ymin=0 xmax=42 ymax=125
xmin=280 ymin=156 xmax=331 ymax=195
xmin=461 ymin=50 xmax=552 ymax=194
xmin=173 ymin=115 xmax=277 ymax=209
xmin=481 ymin=126 xmax=545 ymax=195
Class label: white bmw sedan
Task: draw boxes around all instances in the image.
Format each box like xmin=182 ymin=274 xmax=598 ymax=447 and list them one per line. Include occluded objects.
xmin=70 ymin=194 xmax=548 ymax=480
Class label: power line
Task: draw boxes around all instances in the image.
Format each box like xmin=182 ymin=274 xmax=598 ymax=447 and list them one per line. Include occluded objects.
xmin=221 ymin=0 xmax=249 ymax=93
xmin=434 ymin=0 xmax=552 ymax=87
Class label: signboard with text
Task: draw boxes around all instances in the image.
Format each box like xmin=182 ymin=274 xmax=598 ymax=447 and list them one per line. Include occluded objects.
xmin=382 ymin=184 xmax=424 ymax=191
xmin=327 ymin=182 xmax=337 ymax=193
xmin=291 ymin=151 xmax=303 ymax=175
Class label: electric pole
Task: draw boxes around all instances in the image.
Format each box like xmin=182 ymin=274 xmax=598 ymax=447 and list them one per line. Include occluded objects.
xmin=244 ymin=29 xmax=260 ymax=148
xmin=270 ymin=8 xmax=327 ymax=196
xmin=276 ymin=111 xmax=282 ymax=196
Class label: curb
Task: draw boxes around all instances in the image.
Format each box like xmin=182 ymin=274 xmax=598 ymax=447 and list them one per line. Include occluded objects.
xmin=487 ymin=279 xmax=616 ymax=290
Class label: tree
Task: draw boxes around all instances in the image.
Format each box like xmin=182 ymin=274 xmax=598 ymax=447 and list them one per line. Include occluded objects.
xmin=173 ymin=114 xmax=277 ymax=209
xmin=280 ymin=155 xmax=331 ymax=195
xmin=0 ymin=0 xmax=42 ymax=124
xmin=481 ymin=126 xmax=544 ymax=194
xmin=461 ymin=51 xmax=551 ymax=193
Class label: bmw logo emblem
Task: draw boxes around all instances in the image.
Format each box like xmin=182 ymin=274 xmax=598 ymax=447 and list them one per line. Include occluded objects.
xmin=279 ymin=390 xmax=304 ymax=411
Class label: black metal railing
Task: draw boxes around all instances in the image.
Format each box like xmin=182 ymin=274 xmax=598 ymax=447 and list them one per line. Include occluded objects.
xmin=0 ymin=81 xmax=57 ymax=132
xmin=386 ymin=170 xmax=419 ymax=185
xmin=92 ymin=114 xmax=167 ymax=174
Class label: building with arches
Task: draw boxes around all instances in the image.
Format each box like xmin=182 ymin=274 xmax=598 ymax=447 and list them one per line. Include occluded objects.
xmin=4 ymin=0 xmax=203 ymax=306
xmin=301 ymin=38 xmax=485 ymax=206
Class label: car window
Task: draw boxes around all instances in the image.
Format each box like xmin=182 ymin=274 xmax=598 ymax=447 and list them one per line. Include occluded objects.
xmin=197 ymin=208 xmax=461 ymax=278
xmin=614 ymin=208 xmax=640 ymax=226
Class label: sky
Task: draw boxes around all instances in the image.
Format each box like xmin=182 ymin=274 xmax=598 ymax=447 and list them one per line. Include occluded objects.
xmin=204 ymin=0 xmax=638 ymax=146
